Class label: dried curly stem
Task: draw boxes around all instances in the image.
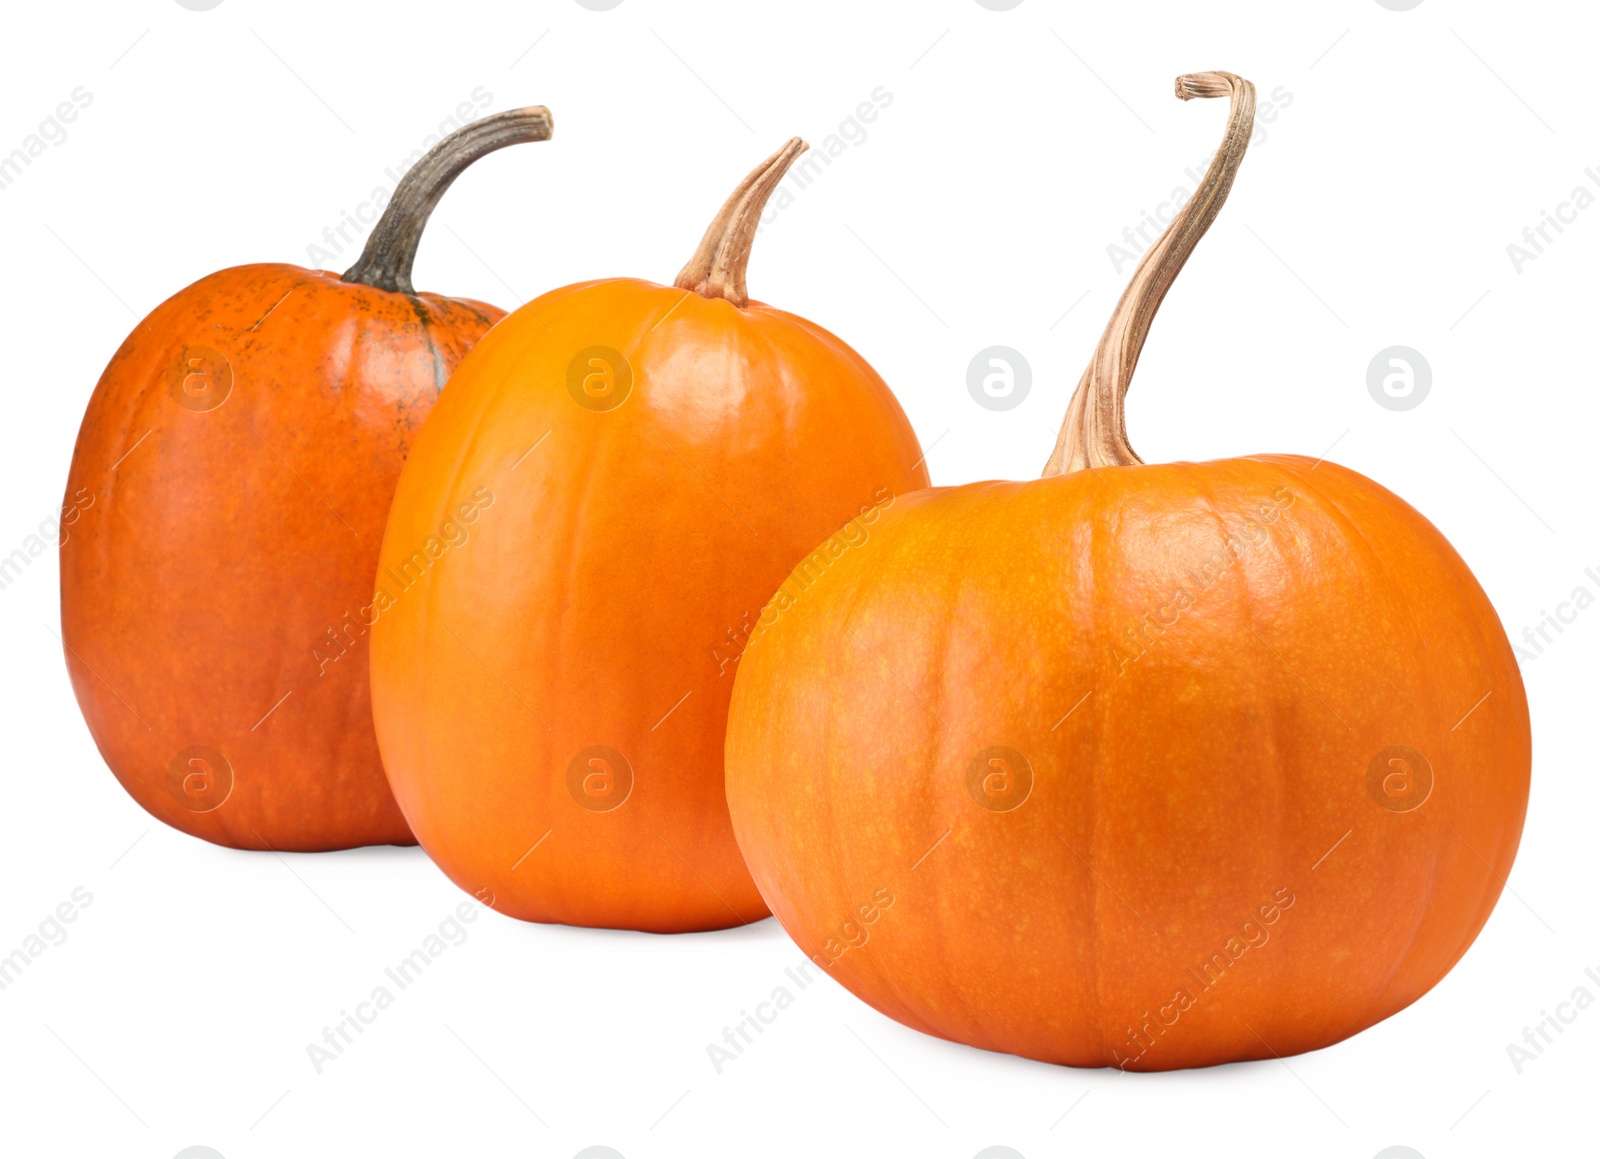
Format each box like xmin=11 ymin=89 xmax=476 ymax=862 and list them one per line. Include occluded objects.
xmin=1043 ymin=72 xmax=1256 ymax=477
xmin=342 ymin=106 xmax=554 ymax=295
xmin=675 ymin=138 xmax=808 ymax=308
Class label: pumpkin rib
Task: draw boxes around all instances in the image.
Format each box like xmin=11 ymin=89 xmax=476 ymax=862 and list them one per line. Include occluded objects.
xmin=1281 ymin=462 xmax=1447 ymax=1027
xmin=628 ymin=292 xmax=764 ymax=923
xmin=1351 ymin=469 xmax=1524 ymax=1008
xmin=1254 ymin=466 xmax=1398 ymax=1043
xmin=1315 ymin=470 xmax=1533 ymax=922
xmin=404 ymin=293 xmax=449 ymax=393
xmin=1296 ymin=462 xmax=1477 ymax=1018
xmin=824 ymin=549 xmax=891 ymax=1018
xmin=1293 ymin=459 xmax=1526 ymax=1044
xmin=402 ymin=313 xmax=522 ymax=864
xmin=893 ymin=501 xmax=990 ymax=1043
xmin=831 ymin=498 xmax=944 ymax=1038
xmin=930 ymin=493 xmax=1010 ymax=1050
xmin=1194 ymin=464 xmax=1298 ymax=1064
xmin=1082 ymin=479 xmax=1118 ymax=1062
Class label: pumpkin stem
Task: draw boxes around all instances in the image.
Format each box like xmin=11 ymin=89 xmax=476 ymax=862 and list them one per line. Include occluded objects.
xmin=674 ymin=138 xmax=808 ymax=308
xmin=1043 ymin=72 xmax=1256 ymax=478
xmin=341 ymin=106 xmax=554 ymax=295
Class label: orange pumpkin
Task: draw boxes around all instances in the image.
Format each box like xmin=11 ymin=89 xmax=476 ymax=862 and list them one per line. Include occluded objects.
xmin=724 ymin=74 xmax=1531 ymax=1070
xmin=369 ymin=139 xmax=929 ymax=932
xmin=61 ymin=108 xmax=553 ymax=852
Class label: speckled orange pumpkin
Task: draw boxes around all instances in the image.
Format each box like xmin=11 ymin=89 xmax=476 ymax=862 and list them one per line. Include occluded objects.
xmin=724 ymin=75 xmax=1531 ymax=1070
xmin=60 ymin=108 xmax=551 ymax=851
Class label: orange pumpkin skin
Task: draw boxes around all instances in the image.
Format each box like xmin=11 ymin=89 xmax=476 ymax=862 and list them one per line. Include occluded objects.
xmin=62 ymin=263 xmax=502 ymax=851
xmin=368 ymin=276 xmax=929 ymax=931
xmin=725 ymin=455 xmax=1530 ymax=1070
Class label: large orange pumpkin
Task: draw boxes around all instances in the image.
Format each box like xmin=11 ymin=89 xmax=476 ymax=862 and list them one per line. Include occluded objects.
xmin=724 ymin=74 xmax=1531 ymax=1070
xmin=61 ymin=108 xmax=552 ymax=852
xmin=369 ymin=139 xmax=929 ymax=932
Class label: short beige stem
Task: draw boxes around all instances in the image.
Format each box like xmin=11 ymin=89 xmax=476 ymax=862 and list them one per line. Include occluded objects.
xmin=1043 ymin=72 xmax=1256 ymax=478
xmin=675 ymin=138 xmax=808 ymax=308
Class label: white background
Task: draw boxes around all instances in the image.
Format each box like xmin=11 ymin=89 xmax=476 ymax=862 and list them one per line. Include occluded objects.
xmin=1 ymin=1 xmax=1594 ymax=1157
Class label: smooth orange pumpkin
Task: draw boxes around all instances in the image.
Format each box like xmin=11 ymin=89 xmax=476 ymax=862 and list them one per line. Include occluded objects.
xmin=724 ymin=74 xmax=1531 ymax=1070
xmin=61 ymin=108 xmax=552 ymax=852
xmin=369 ymin=139 xmax=929 ymax=932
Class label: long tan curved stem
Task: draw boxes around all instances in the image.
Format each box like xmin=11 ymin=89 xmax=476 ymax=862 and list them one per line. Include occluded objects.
xmin=1043 ymin=72 xmax=1256 ymax=478
xmin=342 ymin=106 xmax=553 ymax=295
xmin=675 ymin=138 xmax=808 ymax=308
